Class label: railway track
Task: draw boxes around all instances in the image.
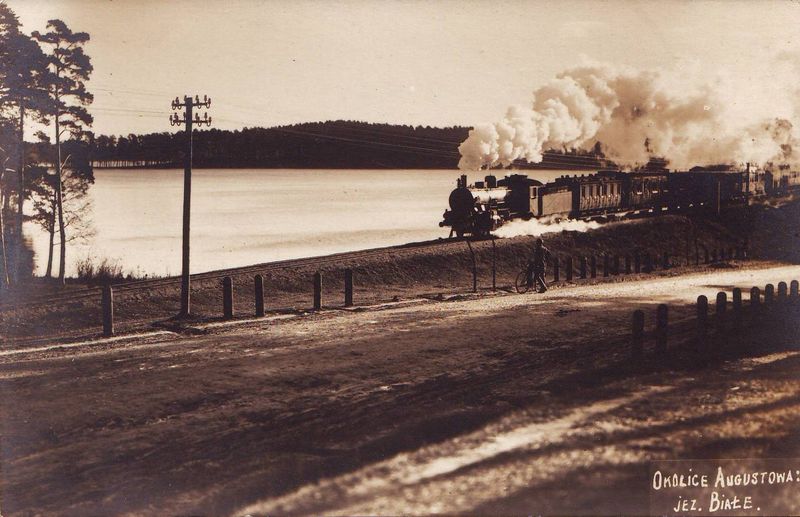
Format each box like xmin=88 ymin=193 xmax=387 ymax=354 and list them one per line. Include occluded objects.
xmin=0 ymin=237 xmax=470 ymax=312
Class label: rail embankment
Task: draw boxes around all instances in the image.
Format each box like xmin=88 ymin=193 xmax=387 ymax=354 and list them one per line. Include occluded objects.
xmin=1 ymin=198 xmax=798 ymax=344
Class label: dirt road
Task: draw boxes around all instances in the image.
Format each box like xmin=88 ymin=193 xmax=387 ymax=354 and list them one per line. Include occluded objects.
xmin=1 ymin=264 xmax=799 ymax=515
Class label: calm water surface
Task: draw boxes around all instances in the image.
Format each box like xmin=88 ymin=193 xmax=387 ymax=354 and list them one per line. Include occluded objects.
xmin=26 ymin=168 xmax=582 ymax=277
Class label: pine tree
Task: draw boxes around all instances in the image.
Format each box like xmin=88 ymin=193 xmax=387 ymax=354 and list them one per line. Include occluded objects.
xmin=0 ymin=2 xmax=50 ymax=284
xmin=33 ymin=19 xmax=93 ymax=284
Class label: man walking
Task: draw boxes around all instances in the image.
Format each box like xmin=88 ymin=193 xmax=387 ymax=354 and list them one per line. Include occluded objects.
xmin=527 ymin=238 xmax=551 ymax=293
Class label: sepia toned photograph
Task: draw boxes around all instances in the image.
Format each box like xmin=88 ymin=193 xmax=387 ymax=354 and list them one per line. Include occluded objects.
xmin=1 ymin=0 xmax=799 ymax=515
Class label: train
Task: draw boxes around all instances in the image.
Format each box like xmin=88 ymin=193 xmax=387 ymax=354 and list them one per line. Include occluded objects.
xmin=440 ymin=166 xmax=800 ymax=237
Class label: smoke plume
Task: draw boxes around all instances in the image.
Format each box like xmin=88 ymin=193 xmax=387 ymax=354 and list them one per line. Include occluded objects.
xmin=492 ymin=216 xmax=601 ymax=239
xmin=459 ymin=60 xmax=800 ymax=171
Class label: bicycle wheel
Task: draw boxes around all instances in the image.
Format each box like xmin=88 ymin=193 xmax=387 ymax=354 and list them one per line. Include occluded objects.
xmin=515 ymin=270 xmax=531 ymax=294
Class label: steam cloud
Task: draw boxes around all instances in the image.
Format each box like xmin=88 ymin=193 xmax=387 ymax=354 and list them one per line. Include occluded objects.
xmin=492 ymin=216 xmax=601 ymax=239
xmin=459 ymin=60 xmax=800 ymax=171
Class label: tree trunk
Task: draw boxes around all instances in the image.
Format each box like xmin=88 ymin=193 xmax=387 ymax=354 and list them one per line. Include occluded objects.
xmin=45 ymin=191 xmax=56 ymax=278
xmin=14 ymin=101 xmax=25 ymax=284
xmin=55 ymin=103 xmax=67 ymax=285
xmin=0 ymin=177 xmax=9 ymax=289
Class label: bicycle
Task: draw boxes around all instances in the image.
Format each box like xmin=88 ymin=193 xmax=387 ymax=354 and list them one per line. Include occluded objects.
xmin=515 ymin=269 xmax=533 ymax=294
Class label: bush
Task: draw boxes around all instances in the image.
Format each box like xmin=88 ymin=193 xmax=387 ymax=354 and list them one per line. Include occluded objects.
xmin=75 ymin=256 xmax=125 ymax=283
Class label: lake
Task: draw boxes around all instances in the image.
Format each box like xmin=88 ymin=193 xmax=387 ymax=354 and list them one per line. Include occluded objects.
xmin=26 ymin=168 xmax=586 ymax=277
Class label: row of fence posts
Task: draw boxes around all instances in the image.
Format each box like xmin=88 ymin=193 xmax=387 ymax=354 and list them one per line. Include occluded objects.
xmin=630 ymin=280 xmax=799 ymax=357
xmin=99 ymin=268 xmax=356 ymax=337
xmin=221 ymin=270 xmax=354 ymax=321
xmin=98 ymin=243 xmax=746 ymax=338
xmin=548 ymin=245 xmax=745 ymax=284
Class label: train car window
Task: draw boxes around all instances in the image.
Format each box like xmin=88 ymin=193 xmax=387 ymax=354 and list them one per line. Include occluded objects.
xmin=582 ymin=186 xmax=586 ymax=197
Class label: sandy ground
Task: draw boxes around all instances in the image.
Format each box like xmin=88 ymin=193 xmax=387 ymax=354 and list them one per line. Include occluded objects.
xmin=1 ymin=264 xmax=799 ymax=515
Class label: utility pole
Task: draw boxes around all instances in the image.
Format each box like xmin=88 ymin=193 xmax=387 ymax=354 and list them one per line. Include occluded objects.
xmin=170 ymin=95 xmax=211 ymax=317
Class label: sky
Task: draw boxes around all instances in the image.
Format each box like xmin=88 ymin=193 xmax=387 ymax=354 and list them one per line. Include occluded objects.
xmin=9 ymin=0 xmax=800 ymax=137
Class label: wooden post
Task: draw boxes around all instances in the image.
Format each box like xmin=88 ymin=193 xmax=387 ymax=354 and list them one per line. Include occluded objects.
xmin=603 ymin=255 xmax=609 ymax=277
xmin=625 ymin=255 xmax=632 ymax=274
xmin=732 ymin=287 xmax=742 ymax=329
xmin=566 ymin=257 xmax=573 ymax=281
xmin=632 ymin=310 xmax=644 ymax=357
xmin=750 ymin=286 xmax=761 ymax=321
xmin=790 ymin=280 xmax=799 ymax=299
xmin=634 ymin=253 xmax=641 ymax=273
xmin=344 ymin=268 xmax=354 ymax=307
xmin=580 ymin=257 xmax=587 ymax=279
xmin=613 ymin=255 xmax=620 ymax=276
xmin=254 ymin=274 xmax=265 ymax=317
xmin=764 ymin=283 xmax=774 ymax=306
xmin=656 ymin=304 xmax=668 ymax=353
xmin=466 ymin=238 xmax=477 ymax=293
xmin=553 ymin=257 xmax=560 ymax=283
xmin=491 ymin=237 xmax=497 ymax=291
xmin=715 ymin=291 xmax=727 ymax=331
xmin=223 ymin=276 xmax=233 ymax=319
xmin=590 ymin=255 xmax=597 ymax=278
xmin=102 ymin=285 xmax=114 ymax=337
xmin=313 ymin=272 xmax=322 ymax=310
xmin=696 ymin=295 xmax=708 ymax=347
xmin=777 ymin=281 xmax=788 ymax=303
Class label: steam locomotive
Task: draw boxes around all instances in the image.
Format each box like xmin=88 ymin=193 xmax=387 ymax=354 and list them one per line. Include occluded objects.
xmin=440 ymin=167 xmax=800 ymax=237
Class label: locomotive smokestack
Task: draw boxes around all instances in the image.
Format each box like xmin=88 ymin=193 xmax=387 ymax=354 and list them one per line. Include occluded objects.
xmin=460 ymin=174 xmax=468 ymax=188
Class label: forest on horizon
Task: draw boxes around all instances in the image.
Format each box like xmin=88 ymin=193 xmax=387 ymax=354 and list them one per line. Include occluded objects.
xmin=90 ymin=120 xmax=613 ymax=170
